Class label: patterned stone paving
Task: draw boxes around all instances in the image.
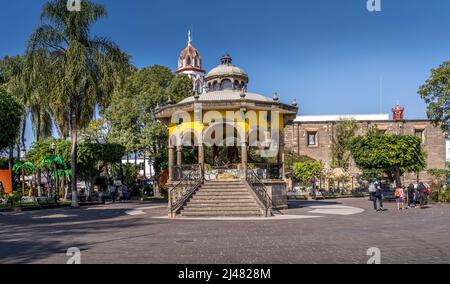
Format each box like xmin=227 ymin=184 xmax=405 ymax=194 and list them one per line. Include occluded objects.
xmin=0 ymin=199 xmax=448 ymax=264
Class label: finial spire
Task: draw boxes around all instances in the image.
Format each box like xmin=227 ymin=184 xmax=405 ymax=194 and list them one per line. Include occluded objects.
xmin=188 ymin=30 xmax=192 ymax=45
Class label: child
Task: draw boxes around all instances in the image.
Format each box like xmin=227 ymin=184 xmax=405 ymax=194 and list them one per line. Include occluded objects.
xmin=395 ymin=186 xmax=405 ymax=210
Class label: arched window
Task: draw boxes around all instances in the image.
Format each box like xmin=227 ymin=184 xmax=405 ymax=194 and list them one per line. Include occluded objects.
xmin=186 ymin=56 xmax=191 ymax=66
xmin=220 ymin=79 xmax=232 ymax=90
xmin=212 ymin=81 xmax=218 ymax=91
xmin=234 ymin=81 xmax=241 ymax=90
xmin=195 ymin=81 xmax=201 ymax=94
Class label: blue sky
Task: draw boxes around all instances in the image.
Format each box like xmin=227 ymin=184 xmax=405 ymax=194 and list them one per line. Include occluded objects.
xmin=1 ymin=0 xmax=450 ymax=146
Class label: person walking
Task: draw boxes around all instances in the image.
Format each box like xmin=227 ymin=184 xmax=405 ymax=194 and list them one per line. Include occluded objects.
xmin=407 ymin=183 xmax=416 ymax=208
xmin=111 ymin=187 xmax=117 ymax=203
xmin=395 ymin=186 xmax=405 ymax=210
xmin=417 ymin=182 xmax=427 ymax=208
xmin=369 ymin=179 xmax=384 ymax=211
xmin=374 ymin=182 xmax=384 ymax=211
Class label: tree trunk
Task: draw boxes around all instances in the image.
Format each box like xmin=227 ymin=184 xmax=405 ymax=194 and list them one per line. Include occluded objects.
xmin=61 ymin=175 xmax=66 ymax=200
xmin=16 ymin=142 xmax=20 ymax=161
xmin=29 ymin=178 xmax=34 ymax=197
xmin=120 ymin=160 xmax=124 ymax=183
xmin=8 ymin=145 xmax=13 ymax=170
xmin=395 ymin=168 xmax=402 ymax=188
xmin=70 ymin=102 xmax=79 ymax=208
xmin=21 ymin=166 xmax=25 ymax=196
xmin=37 ymin=170 xmax=42 ymax=197
xmin=53 ymin=162 xmax=59 ymax=200
xmin=143 ymin=154 xmax=146 ymax=178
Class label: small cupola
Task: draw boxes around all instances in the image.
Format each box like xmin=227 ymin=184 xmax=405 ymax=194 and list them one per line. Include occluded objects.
xmin=392 ymin=103 xmax=405 ymax=121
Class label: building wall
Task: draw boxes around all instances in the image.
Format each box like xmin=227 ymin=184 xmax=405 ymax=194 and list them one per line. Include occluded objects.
xmin=284 ymin=120 xmax=447 ymax=185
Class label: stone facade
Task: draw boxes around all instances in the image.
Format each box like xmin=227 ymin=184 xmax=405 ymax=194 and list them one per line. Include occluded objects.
xmin=284 ymin=119 xmax=447 ymax=185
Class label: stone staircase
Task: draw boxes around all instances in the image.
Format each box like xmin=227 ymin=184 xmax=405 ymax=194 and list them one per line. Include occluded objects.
xmin=179 ymin=180 xmax=264 ymax=217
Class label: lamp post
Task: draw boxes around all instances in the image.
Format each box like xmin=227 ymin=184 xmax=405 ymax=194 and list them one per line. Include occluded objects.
xmin=20 ymin=146 xmax=27 ymax=196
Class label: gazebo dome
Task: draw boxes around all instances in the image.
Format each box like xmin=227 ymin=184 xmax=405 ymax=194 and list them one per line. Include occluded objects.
xmin=205 ymin=55 xmax=249 ymax=92
xmin=179 ymin=90 xmax=271 ymax=104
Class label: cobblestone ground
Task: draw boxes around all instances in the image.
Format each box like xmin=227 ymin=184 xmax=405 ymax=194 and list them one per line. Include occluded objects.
xmin=0 ymin=198 xmax=449 ymax=264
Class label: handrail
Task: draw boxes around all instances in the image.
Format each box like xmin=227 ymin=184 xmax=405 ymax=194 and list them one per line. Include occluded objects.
xmin=246 ymin=165 xmax=273 ymax=217
xmin=169 ymin=164 xmax=203 ymax=217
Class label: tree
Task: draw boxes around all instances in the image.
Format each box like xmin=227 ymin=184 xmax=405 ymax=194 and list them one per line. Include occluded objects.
xmin=105 ymin=66 xmax=193 ymax=192
xmin=0 ymin=56 xmax=28 ymax=163
xmin=293 ymin=161 xmax=324 ymax=186
xmin=27 ymin=0 xmax=130 ymax=207
xmin=12 ymin=161 xmax=35 ymax=196
xmin=419 ymin=61 xmax=450 ymax=132
xmin=350 ymin=132 xmax=426 ymax=187
xmin=40 ymin=155 xmax=66 ymax=198
xmin=0 ymin=89 xmax=23 ymax=154
xmin=331 ymin=119 xmax=357 ymax=170
xmin=427 ymin=168 xmax=449 ymax=187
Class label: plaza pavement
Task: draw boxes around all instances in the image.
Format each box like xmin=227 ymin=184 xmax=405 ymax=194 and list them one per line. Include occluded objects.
xmin=0 ymin=198 xmax=449 ymax=264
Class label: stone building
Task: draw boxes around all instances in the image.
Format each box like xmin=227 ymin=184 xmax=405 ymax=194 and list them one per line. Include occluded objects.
xmin=284 ymin=108 xmax=447 ymax=185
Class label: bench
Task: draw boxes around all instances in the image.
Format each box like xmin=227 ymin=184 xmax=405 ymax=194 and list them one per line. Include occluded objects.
xmin=36 ymin=197 xmax=58 ymax=208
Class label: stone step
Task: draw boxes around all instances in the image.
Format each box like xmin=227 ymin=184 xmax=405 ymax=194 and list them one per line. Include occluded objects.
xmin=185 ymin=207 xmax=261 ymax=212
xmin=203 ymin=182 xmax=245 ymax=186
xmin=188 ymin=199 xmax=257 ymax=204
xmin=182 ymin=206 xmax=262 ymax=212
xmin=192 ymin=197 xmax=251 ymax=201
xmin=197 ymin=188 xmax=248 ymax=193
xmin=180 ymin=210 xmax=263 ymax=217
xmin=201 ymin=185 xmax=247 ymax=190
xmin=201 ymin=184 xmax=247 ymax=188
xmin=194 ymin=190 xmax=251 ymax=197
xmin=186 ymin=203 xmax=260 ymax=209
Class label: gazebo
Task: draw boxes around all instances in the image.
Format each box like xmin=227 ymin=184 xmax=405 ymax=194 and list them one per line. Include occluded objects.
xmin=155 ymin=55 xmax=298 ymax=217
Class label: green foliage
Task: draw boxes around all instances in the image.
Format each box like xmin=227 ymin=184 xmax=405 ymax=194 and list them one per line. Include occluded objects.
xmin=27 ymin=0 xmax=131 ymax=200
xmin=79 ymin=119 xmax=109 ymax=143
xmin=27 ymin=139 xmax=71 ymax=168
xmin=105 ymin=66 xmax=193 ymax=174
xmin=293 ymin=161 xmax=324 ymax=185
xmin=12 ymin=162 xmax=35 ymax=176
xmin=331 ymin=119 xmax=357 ymax=170
xmin=0 ymin=89 xmax=23 ymax=151
xmin=359 ymin=168 xmax=385 ymax=183
xmin=419 ymin=61 xmax=450 ymax=132
xmin=427 ymin=168 xmax=449 ymax=187
xmin=350 ymin=132 xmax=426 ymax=185
xmin=27 ymin=139 xmax=125 ymax=184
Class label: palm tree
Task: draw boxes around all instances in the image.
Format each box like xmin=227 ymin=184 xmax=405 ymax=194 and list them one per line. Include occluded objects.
xmin=0 ymin=56 xmax=27 ymax=163
xmin=57 ymin=169 xmax=72 ymax=200
xmin=40 ymin=156 xmax=66 ymax=199
xmin=22 ymin=51 xmax=54 ymax=197
xmin=27 ymin=0 xmax=130 ymax=207
xmin=12 ymin=162 xmax=36 ymax=196
xmin=1 ymin=54 xmax=54 ymax=196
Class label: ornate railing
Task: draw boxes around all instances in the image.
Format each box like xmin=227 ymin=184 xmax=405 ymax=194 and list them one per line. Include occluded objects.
xmin=248 ymin=163 xmax=283 ymax=180
xmin=246 ymin=165 xmax=273 ymax=217
xmin=169 ymin=164 xmax=203 ymax=216
xmin=204 ymin=164 xmax=241 ymax=181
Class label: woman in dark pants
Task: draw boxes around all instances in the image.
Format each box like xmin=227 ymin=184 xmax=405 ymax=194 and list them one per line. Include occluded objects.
xmin=407 ymin=183 xmax=416 ymax=208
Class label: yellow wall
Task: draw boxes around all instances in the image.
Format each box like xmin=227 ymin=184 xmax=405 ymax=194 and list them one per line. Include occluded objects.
xmin=168 ymin=109 xmax=284 ymax=145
